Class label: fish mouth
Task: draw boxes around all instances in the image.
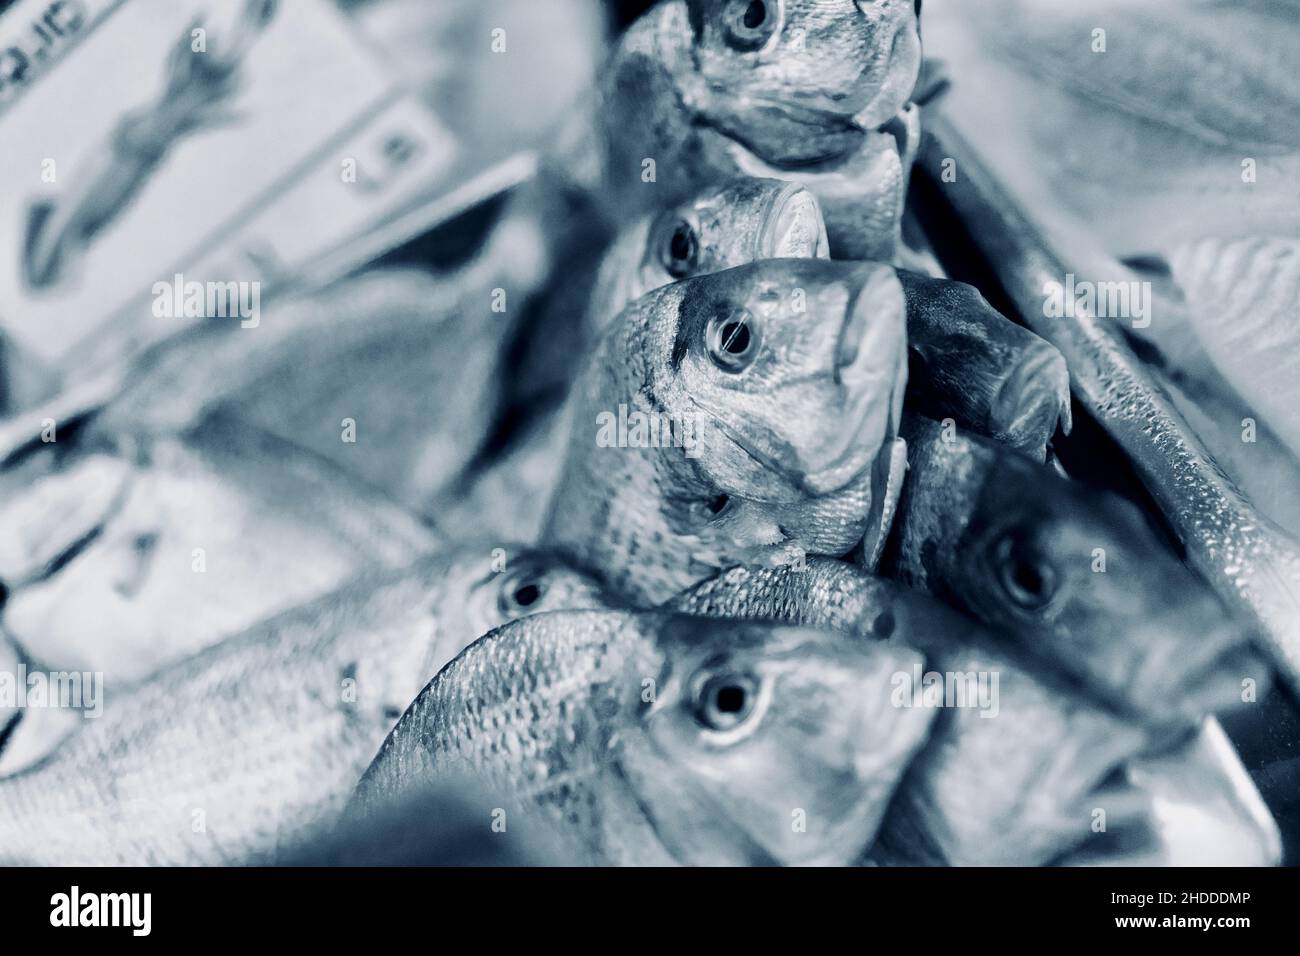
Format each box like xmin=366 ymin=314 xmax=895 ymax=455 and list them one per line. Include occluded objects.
xmin=701 ymin=96 xmax=907 ymax=170
xmin=1135 ymin=615 xmax=1269 ymax=724
xmin=989 ymin=344 xmax=1073 ymax=455
xmin=756 ymin=184 xmax=828 ymax=260
xmin=799 ymin=271 xmax=908 ymax=495
xmin=850 ymin=15 xmax=923 ymax=131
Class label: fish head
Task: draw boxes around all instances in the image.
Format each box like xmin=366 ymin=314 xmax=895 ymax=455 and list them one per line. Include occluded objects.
xmin=360 ymin=548 xmax=613 ymax=721
xmin=941 ymin=452 xmax=1266 ymax=724
xmin=680 ymin=0 xmax=922 ymax=166
xmin=617 ymin=613 xmax=933 ymax=865
xmin=643 ymin=178 xmax=829 ymax=287
xmin=592 ymin=178 xmax=829 ymax=332
xmin=430 ymin=548 xmax=612 ymax=667
xmin=647 ymin=258 xmax=908 ymax=507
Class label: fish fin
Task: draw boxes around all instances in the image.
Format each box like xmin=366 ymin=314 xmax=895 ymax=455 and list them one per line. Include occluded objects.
xmin=861 ymin=437 xmax=908 ymax=572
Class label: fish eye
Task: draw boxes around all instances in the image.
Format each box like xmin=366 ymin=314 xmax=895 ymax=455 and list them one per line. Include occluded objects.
xmin=722 ymin=0 xmax=780 ymax=50
xmin=658 ymin=219 xmax=699 ymax=279
xmin=993 ymin=532 xmax=1057 ymax=612
xmin=705 ymin=309 xmax=761 ymax=372
xmin=496 ymin=568 xmax=547 ymax=617
xmin=688 ymin=494 xmax=732 ymax=526
xmin=694 ymin=671 xmax=760 ymax=731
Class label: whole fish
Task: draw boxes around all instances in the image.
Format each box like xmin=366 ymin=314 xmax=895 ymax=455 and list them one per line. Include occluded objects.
xmin=0 ymin=547 xmax=607 ymax=865
xmin=882 ymin=416 xmax=1267 ymax=725
xmin=589 ymin=0 xmax=923 ymax=259
xmin=0 ymin=412 xmax=436 ymax=685
xmin=672 ymin=559 xmax=1275 ymax=865
xmin=355 ymin=609 xmax=934 ymax=866
xmin=543 ymin=258 xmax=910 ymax=605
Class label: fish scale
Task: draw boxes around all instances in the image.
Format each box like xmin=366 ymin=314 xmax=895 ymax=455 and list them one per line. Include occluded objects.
xmin=0 ymin=549 xmax=609 ymax=865
xmin=356 ymin=608 xmax=934 ymax=865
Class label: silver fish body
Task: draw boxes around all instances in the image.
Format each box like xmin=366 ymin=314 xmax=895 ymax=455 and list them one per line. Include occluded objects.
xmin=0 ymin=547 xmax=608 ymax=865
xmin=543 ymin=258 xmax=910 ymax=605
xmin=355 ymin=608 xmax=934 ymax=866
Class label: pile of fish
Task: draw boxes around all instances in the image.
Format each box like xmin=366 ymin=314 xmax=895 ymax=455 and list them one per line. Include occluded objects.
xmin=0 ymin=0 xmax=1296 ymax=867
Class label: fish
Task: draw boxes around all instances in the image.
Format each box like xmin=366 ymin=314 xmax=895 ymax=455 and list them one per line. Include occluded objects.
xmin=1158 ymin=368 xmax=1300 ymax=542
xmin=585 ymin=177 xmax=830 ymax=337
xmin=920 ymin=0 xmax=1300 ymax=256
xmin=471 ymin=175 xmax=1069 ymax=547
xmin=898 ymin=271 xmax=1071 ymax=459
xmin=273 ymin=777 xmax=570 ymax=866
xmin=588 ymin=178 xmax=1070 ymax=461
xmin=882 ymin=416 xmax=1267 ymax=725
xmin=354 ymin=609 xmax=934 ymax=866
xmin=542 ymin=258 xmax=910 ymax=605
xmin=675 ymin=559 xmax=1279 ymax=865
xmin=0 ymin=546 xmax=608 ymax=865
xmin=440 ymin=176 xmax=833 ymax=542
xmin=589 ymin=0 xmax=923 ymax=259
xmin=916 ymin=112 xmax=1300 ymax=698
xmin=0 ymin=412 xmax=437 ymax=686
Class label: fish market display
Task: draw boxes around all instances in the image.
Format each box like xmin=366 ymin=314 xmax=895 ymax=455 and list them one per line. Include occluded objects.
xmin=0 ymin=548 xmax=606 ymax=865
xmin=673 ymin=560 xmax=1276 ymax=865
xmin=915 ymin=114 xmax=1300 ymax=703
xmin=355 ymin=609 xmax=934 ymax=865
xmin=0 ymin=0 xmax=1294 ymax=877
xmin=459 ymin=174 xmax=1070 ymax=545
